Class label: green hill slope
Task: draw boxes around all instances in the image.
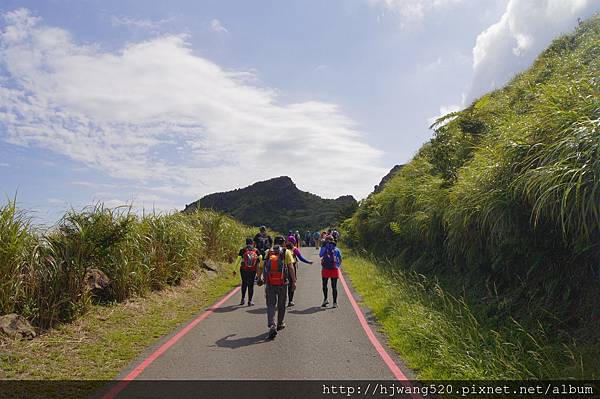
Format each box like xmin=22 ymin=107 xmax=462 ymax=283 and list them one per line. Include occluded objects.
xmin=184 ymin=176 xmax=357 ymax=233
xmin=343 ymin=14 xmax=600 ymax=377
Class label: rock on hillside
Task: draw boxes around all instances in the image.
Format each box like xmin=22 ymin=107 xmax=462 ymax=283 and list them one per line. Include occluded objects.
xmin=373 ymin=164 xmax=404 ymax=194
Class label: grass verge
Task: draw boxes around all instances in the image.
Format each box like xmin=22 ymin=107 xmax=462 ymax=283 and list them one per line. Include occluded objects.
xmin=0 ymin=269 xmax=237 ymax=390
xmin=342 ymin=252 xmax=588 ymax=380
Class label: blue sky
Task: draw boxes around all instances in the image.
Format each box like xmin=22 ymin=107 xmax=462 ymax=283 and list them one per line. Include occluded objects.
xmin=1 ymin=0 xmax=598 ymax=225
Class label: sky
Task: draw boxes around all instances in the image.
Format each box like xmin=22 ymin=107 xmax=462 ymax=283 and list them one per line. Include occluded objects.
xmin=1 ymin=0 xmax=598 ymax=225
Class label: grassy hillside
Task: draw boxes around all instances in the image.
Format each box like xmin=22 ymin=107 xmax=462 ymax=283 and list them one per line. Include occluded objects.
xmin=343 ymin=14 xmax=600 ymax=377
xmin=0 ymin=200 xmax=253 ymax=330
xmin=184 ymin=176 xmax=357 ymax=233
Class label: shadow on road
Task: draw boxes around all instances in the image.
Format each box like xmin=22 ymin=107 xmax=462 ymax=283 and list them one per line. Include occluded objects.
xmin=246 ymin=307 xmax=267 ymax=314
xmin=289 ymin=306 xmax=326 ymax=315
xmin=213 ymin=333 xmax=269 ymax=349
xmin=212 ymin=305 xmax=240 ymax=313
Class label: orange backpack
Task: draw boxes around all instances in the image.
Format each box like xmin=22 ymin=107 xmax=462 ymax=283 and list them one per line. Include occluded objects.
xmin=266 ymin=248 xmax=287 ymax=286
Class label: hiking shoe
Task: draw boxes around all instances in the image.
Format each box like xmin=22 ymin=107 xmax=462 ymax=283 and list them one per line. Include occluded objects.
xmin=268 ymin=326 xmax=277 ymax=339
xmin=240 ymin=298 xmax=245 ymax=305
xmin=287 ymin=301 xmax=295 ymax=307
xmin=276 ymin=323 xmax=286 ymax=331
xmin=332 ymin=302 xmax=338 ymax=308
xmin=321 ymin=299 xmax=329 ymax=307
xmin=248 ymin=301 xmax=255 ymax=306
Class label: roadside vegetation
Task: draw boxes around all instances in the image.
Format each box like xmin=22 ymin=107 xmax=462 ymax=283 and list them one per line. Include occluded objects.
xmin=342 ymin=14 xmax=600 ymax=378
xmin=343 ymin=254 xmax=587 ymax=379
xmin=0 ymin=200 xmax=253 ymax=330
xmin=0 ymin=269 xmax=237 ymax=385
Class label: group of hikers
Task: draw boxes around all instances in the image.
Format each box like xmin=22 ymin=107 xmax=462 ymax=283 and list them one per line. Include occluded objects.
xmin=300 ymin=229 xmax=340 ymax=248
xmin=235 ymin=225 xmax=342 ymax=339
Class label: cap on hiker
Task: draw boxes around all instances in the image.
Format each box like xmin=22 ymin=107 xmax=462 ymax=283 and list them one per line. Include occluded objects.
xmin=287 ymin=235 xmax=296 ymax=244
xmin=260 ymin=226 xmax=266 ymax=232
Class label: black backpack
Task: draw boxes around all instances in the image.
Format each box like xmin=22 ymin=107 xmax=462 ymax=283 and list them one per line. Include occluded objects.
xmin=255 ymin=234 xmax=270 ymax=251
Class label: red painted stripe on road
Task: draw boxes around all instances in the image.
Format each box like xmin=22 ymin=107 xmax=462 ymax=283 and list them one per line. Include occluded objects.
xmin=339 ymin=272 xmax=422 ymax=398
xmin=102 ymin=286 xmax=241 ymax=399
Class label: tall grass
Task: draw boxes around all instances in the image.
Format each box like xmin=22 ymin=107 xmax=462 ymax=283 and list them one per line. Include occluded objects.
xmin=0 ymin=200 xmax=35 ymax=316
xmin=342 ymin=14 xmax=600 ymax=377
xmin=343 ymin=255 xmax=582 ymax=379
xmin=0 ymin=201 xmax=253 ymax=329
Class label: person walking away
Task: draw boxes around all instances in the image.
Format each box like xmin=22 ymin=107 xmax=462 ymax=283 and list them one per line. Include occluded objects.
xmin=313 ymin=231 xmax=320 ymax=249
xmin=294 ymin=231 xmax=301 ymax=248
xmin=287 ymin=233 xmax=296 ymax=245
xmin=332 ymin=228 xmax=340 ymax=243
xmin=257 ymin=236 xmax=296 ymax=339
xmin=304 ymin=230 xmax=311 ymax=247
xmin=237 ymin=238 xmax=261 ymax=306
xmin=319 ymin=235 xmax=342 ymax=308
xmin=285 ymin=236 xmax=313 ymax=307
xmin=254 ymin=226 xmax=273 ymax=258
xmin=319 ymin=231 xmax=326 ymax=248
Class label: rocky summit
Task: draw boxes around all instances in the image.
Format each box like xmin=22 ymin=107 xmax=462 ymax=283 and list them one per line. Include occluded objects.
xmin=183 ymin=176 xmax=357 ymax=232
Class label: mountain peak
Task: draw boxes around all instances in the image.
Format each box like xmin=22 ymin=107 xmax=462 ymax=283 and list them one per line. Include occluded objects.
xmin=254 ymin=176 xmax=296 ymax=189
xmin=183 ymin=176 xmax=356 ymax=231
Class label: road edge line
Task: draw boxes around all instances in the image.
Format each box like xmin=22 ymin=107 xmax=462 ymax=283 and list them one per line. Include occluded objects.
xmin=339 ymin=272 xmax=409 ymax=380
xmin=102 ymin=285 xmax=241 ymax=399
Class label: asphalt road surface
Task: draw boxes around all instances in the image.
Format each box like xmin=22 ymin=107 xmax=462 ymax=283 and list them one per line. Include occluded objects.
xmin=102 ymin=248 xmax=414 ymax=398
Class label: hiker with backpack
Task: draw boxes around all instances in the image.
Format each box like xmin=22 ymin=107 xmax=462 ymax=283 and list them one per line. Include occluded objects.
xmin=285 ymin=236 xmax=313 ymax=307
xmin=257 ymin=236 xmax=296 ymax=339
xmin=236 ymin=238 xmax=262 ymax=306
xmin=294 ymin=230 xmax=301 ymax=247
xmin=313 ymin=231 xmax=320 ymax=249
xmin=253 ymin=226 xmax=273 ymax=258
xmin=319 ymin=235 xmax=342 ymax=308
xmin=331 ymin=228 xmax=340 ymax=243
xmin=304 ymin=230 xmax=312 ymax=247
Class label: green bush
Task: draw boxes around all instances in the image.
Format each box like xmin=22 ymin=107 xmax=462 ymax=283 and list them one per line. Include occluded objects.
xmin=0 ymin=201 xmax=253 ymax=329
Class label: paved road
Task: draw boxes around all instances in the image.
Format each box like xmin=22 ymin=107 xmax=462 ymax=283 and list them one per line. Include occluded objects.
xmin=105 ymin=247 xmax=413 ymax=396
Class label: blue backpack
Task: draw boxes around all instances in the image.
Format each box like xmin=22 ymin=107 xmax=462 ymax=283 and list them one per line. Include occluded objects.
xmin=321 ymin=245 xmax=337 ymax=269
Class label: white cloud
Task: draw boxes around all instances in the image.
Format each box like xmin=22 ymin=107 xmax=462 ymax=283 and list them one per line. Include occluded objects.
xmin=428 ymin=103 xmax=462 ymax=127
xmin=0 ymin=9 xmax=385 ymax=209
xmin=110 ymin=15 xmax=174 ymax=30
xmin=91 ymin=194 xmax=179 ymax=213
xmin=468 ymin=0 xmax=600 ymax=100
xmin=368 ymin=0 xmax=463 ymax=22
xmin=210 ymin=18 xmax=228 ymax=34
xmin=47 ymin=198 xmax=65 ymax=205
xmin=422 ymin=56 xmax=443 ymax=72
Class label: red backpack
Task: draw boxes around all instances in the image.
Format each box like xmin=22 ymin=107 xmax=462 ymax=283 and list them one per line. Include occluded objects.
xmin=241 ymin=248 xmax=259 ymax=271
xmin=265 ymin=248 xmax=287 ymax=286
